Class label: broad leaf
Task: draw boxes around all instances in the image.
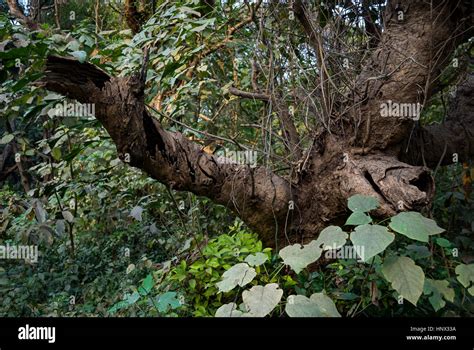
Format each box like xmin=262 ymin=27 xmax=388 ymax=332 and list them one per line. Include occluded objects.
xmin=350 ymin=224 xmax=394 ymax=262
xmin=62 ymin=210 xmax=74 ymax=223
xmin=389 ymin=212 xmax=444 ymax=242
xmin=279 ymin=243 xmax=322 ymax=274
xmin=315 ymin=225 xmax=348 ymax=250
xmin=348 ymin=195 xmax=379 ymax=213
xmin=139 ymin=274 xmax=153 ymax=295
xmin=423 ymin=279 xmax=455 ymax=311
xmin=129 ymin=206 xmax=144 ymax=222
xmin=382 ymin=256 xmax=425 ymax=305
xmin=345 ymin=211 xmax=372 ymax=226
xmin=215 ymin=303 xmax=243 ymax=317
xmin=244 ymin=252 xmax=268 ymax=267
xmin=455 ymin=264 xmax=474 ymax=295
xmin=71 ymin=50 xmax=87 ymax=63
xmin=279 ymin=226 xmax=347 ymax=273
xmin=216 ymin=263 xmax=256 ymax=293
xmin=241 ymin=283 xmax=283 ymax=317
xmin=0 ymin=134 xmax=14 ymax=144
xmin=156 ymin=292 xmax=181 ymax=313
xmin=285 ymin=293 xmax=341 ymax=317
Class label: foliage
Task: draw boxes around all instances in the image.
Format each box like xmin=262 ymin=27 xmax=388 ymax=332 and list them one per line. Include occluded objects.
xmin=0 ymin=1 xmax=472 ymax=319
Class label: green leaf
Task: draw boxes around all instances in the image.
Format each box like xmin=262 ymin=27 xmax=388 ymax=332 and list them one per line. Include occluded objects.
xmin=126 ymin=264 xmax=135 ymax=274
xmin=51 ymin=147 xmax=62 ymax=161
xmin=455 ymin=264 xmax=474 ymax=295
xmin=108 ymin=291 xmax=140 ymax=314
xmin=405 ymin=244 xmax=431 ymax=259
xmin=350 ymin=224 xmax=394 ymax=262
xmin=347 ymin=195 xmax=379 ymax=212
xmin=285 ymin=293 xmax=341 ymax=317
xmin=389 ymin=212 xmax=445 ymax=242
xmin=345 ymin=211 xmax=372 ymax=226
xmin=279 ymin=226 xmax=347 ymax=273
xmin=241 ymin=283 xmax=283 ymax=317
xmin=191 ymin=19 xmax=214 ymax=32
xmin=61 ymin=210 xmax=74 ymax=223
xmin=129 ymin=206 xmax=144 ymax=222
xmin=215 ymin=303 xmax=243 ymax=317
xmin=156 ymin=292 xmax=181 ymax=313
xmin=279 ymin=242 xmax=322 ymax=274
xmin=0 ymin=134 xmax=14 ymax=144
xmin=434 ymin=238 xmax=452 ymax=248
xmin=382 ymin=256 xmax=425 ymax=305
xmin=216 ymin=263 xmax=256 ymax=293
xmin=71 ymin=50 xmax=87 ymax=63
xmin=315 ymin=226 xmax=348 ymax=250
xmin=244 ymin=252 xmax=268 ymax=267
xmin=423 ymin=279 xmax=455 ymax=311
xmin=139 ymin=274 xmax=154 ymax=295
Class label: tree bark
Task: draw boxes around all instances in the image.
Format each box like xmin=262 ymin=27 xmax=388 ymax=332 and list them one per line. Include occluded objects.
xmin=36 ymin=0 xmax=473 ymax=247
xmin=38 ymin=56 xmax=292 ymax=245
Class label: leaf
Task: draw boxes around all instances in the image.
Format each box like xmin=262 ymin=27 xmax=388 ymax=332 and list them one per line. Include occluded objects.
xmin=55 ymin=219 xmax=66 ymax=236
xmin=244 ymin=252 xmax=268 ymax=267
xmin=348 ymin=195 xmax=379 ymax=212
xmin=345 ymin=211 xmax=372 ymax=226
xmin=139 ymin=274 xmax=154 ymax=295
xmin=129 ymin=206 xmax=144 ymax=222
xmin=455 ymin=264 xmax=474 ymax=295
xmin=423 ymin=279 xmax=455 ymax=311
xmin=51 ymin=147 xmax=62 ymax=161
xmin=382 ymin=256 xmax=425 ymax=305
xmin=434 ymin=238 xmax=452 ymax=248
xmin=241 ymin=283 xmax=283 ymax=317
xmin=156 ymin=292 xmax=181 ymax=313
xmin=279 ymin=226 xmax=347 ymax=273
xmin=279 ymin=243 xmax=322 ymax=274
xmin=215 ymin=303 xmax=243 ymax=317
xmin=216 ymin=263 xmax=256 ymax=293
xmin=126 ymin=264 xmax=135 ymax=274
xmin=405 ymin=244 xmax=431 ymax=259
xmin=315 ymin=225 xmax=348 ymax=250
xmin=285 ymin=293 xmax=341 ymax=317
xmin=62 ymin=210 xmax=74 ymax=223
xmin=71 ymin=50 xmax=87 ymax=63
xmin=389 ymin=212 xmax=444 ymax=242
xmin=350 ymin=224 xmax=395 ymax=262
xmin=108 ymin=291 xmax=140 ymax=314
xmin=191 ymin=21 xmax=211 ymax=32
xmin=0 ymin=134 xmax=14 ymax=144
xmin=33 ymin=200 xmax=47 ymax=223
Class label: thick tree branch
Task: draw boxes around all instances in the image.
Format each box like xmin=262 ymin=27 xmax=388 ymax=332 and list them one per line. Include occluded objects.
xmin=352 ymin=0 xmax=473 ymax=152
xmin=401 ymin=72 xmax=474 ymax=167
xmin=38 ymin=56 xmax=292 ymax=245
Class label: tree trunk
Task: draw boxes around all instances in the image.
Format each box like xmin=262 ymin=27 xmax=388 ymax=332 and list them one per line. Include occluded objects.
xmin=35 ymin=0 xmax=473 ymax=248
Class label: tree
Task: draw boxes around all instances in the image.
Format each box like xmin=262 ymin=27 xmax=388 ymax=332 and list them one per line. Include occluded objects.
xmin=4 ymin=0 xmax=474 ymax=248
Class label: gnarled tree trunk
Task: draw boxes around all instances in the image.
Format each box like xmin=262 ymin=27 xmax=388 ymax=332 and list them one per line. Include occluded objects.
xmin=26 ymin=0 xmax=474 ymax=247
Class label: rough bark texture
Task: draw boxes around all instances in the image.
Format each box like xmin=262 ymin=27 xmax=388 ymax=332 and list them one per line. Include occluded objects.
xmin=36 ymin=0 xmax=473 ymax=247
xmin=38 ymin=57 xmax=292 ymax=245
xmin=400 ymin=71 xmax=474 ymax=167
xmin=351 ymin=0 xmax=471 ymax=153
